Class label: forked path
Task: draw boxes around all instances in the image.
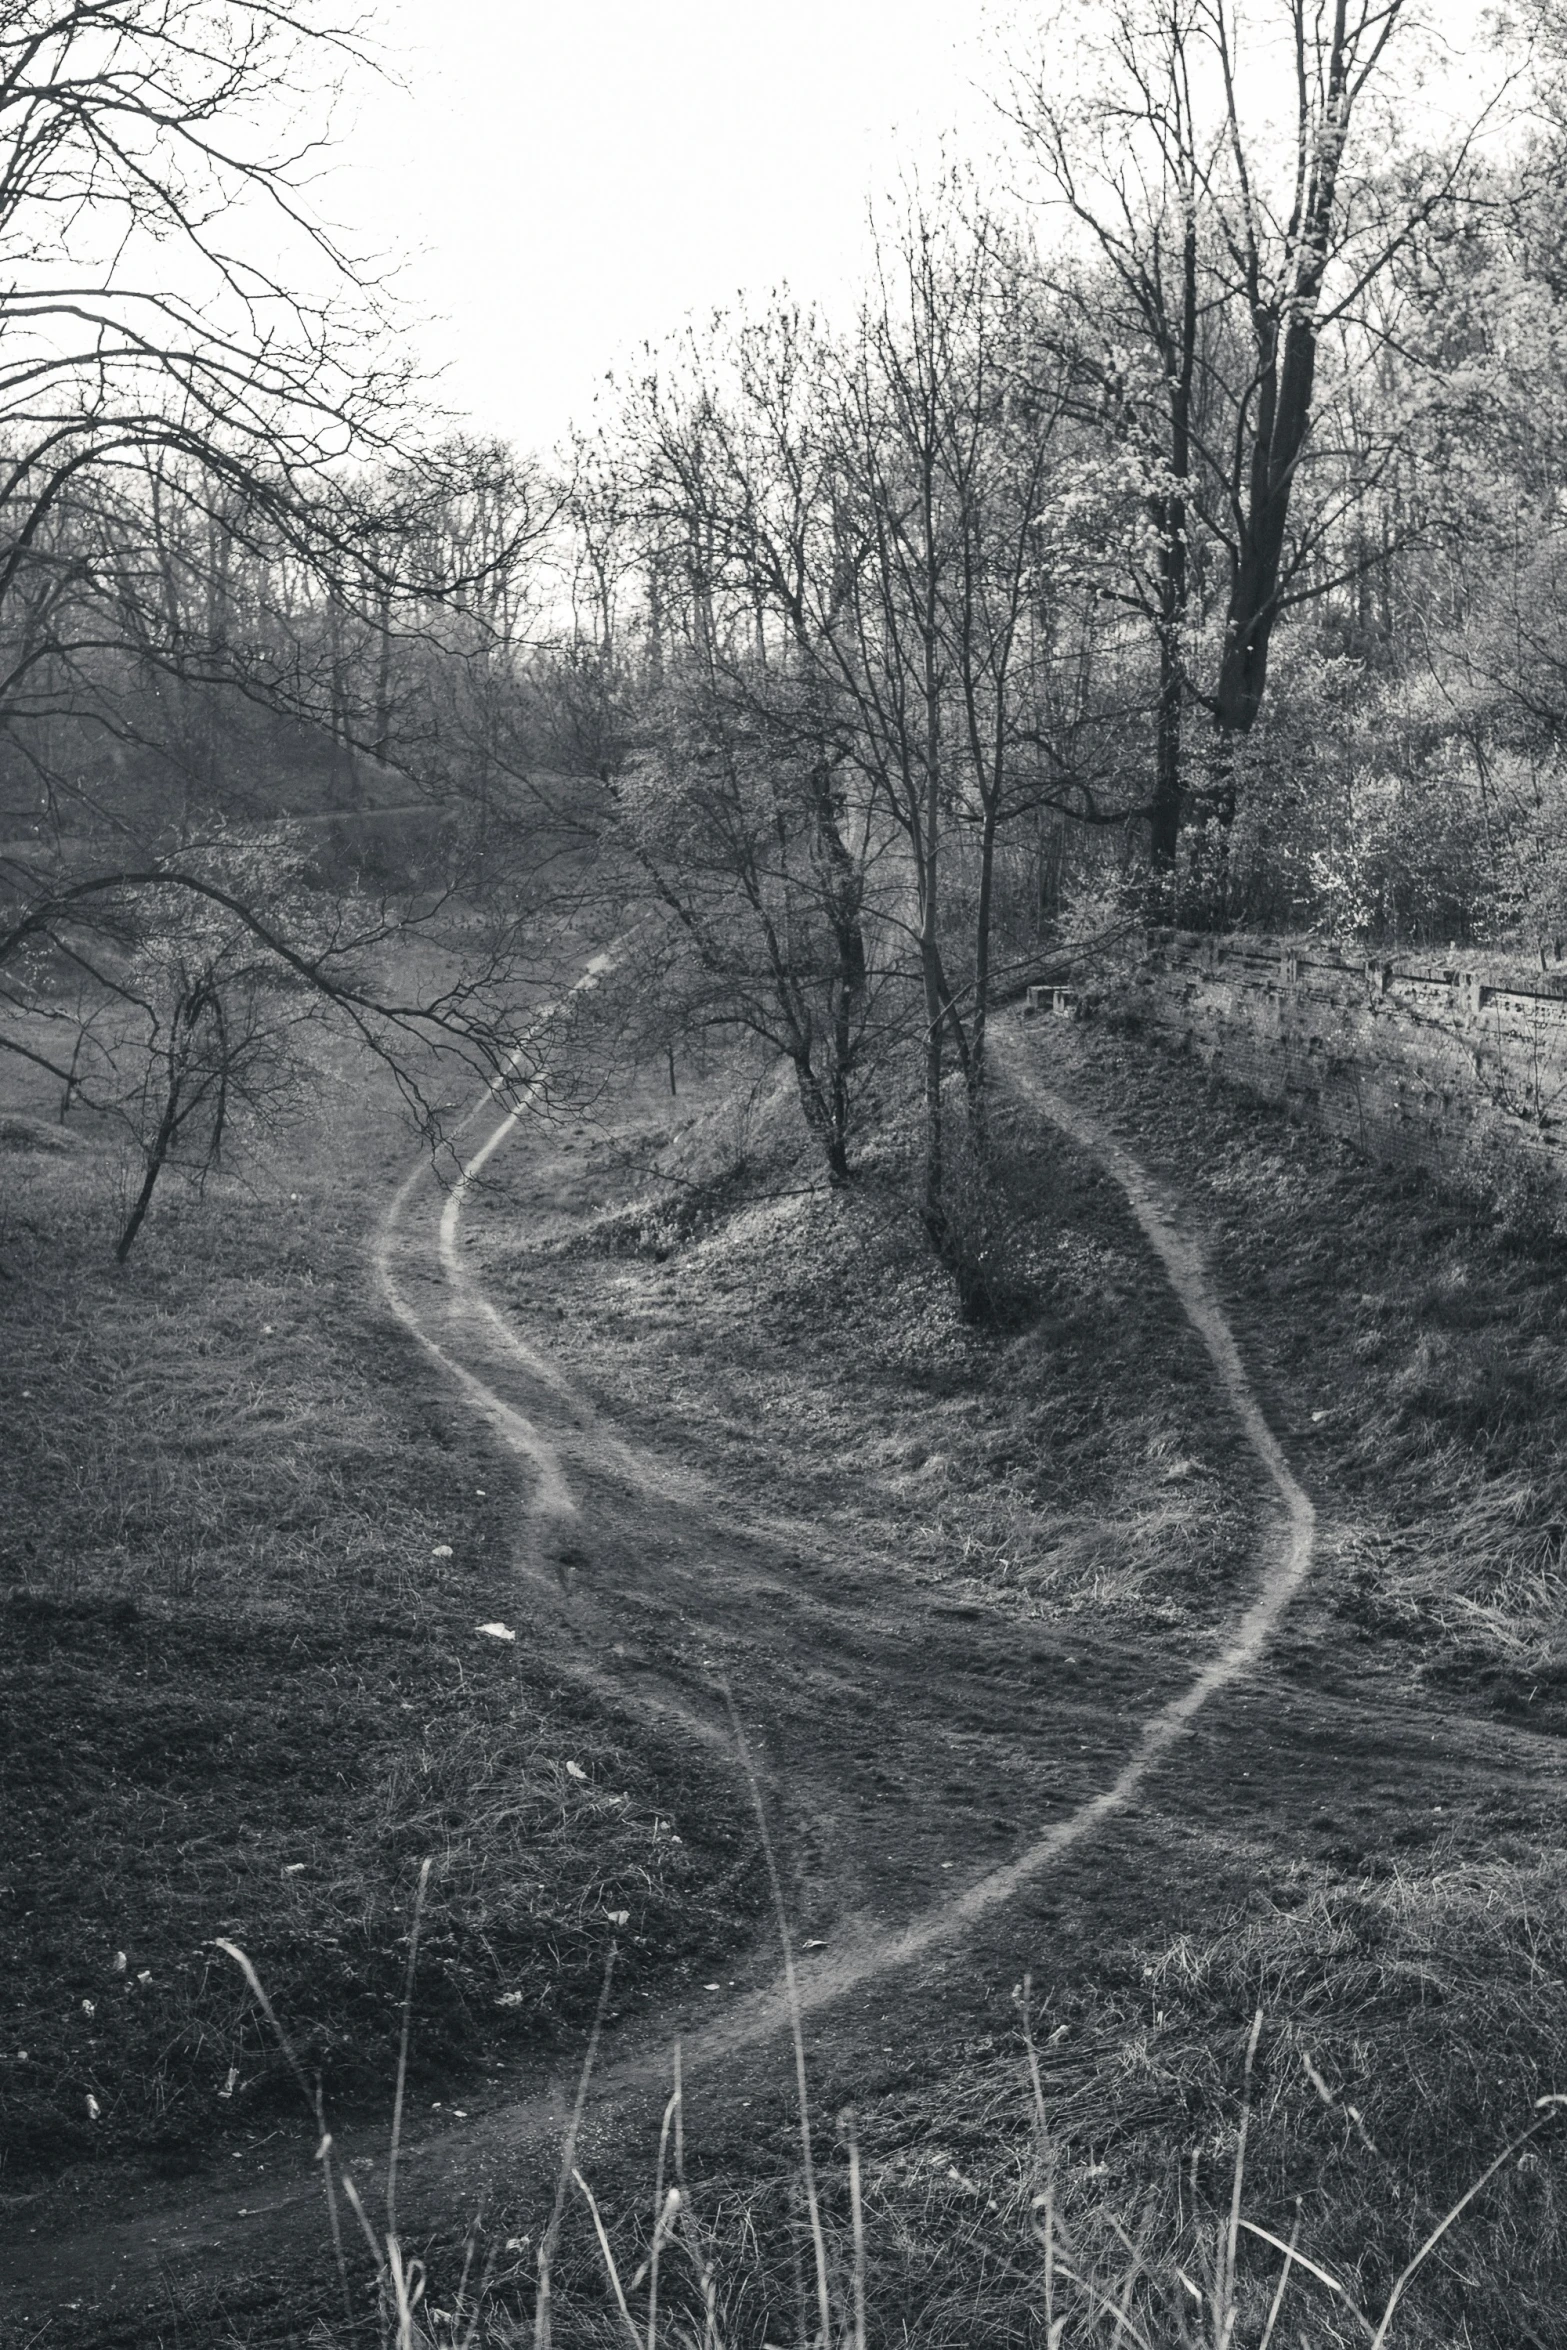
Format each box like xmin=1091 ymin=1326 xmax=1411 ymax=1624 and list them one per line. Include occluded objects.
xmin=1 ymin=1011 xmax=1324 ymax=2327
xmin=377 ymin=1018 xmax=1319 ymax=2019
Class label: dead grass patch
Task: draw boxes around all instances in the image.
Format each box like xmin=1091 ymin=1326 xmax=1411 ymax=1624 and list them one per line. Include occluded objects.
xmin=1043 ymin=1021 xmax=1567 ymax=1719
xmin=472 ymin=1067 xmax=1261 ymax=1632
xmin=0 ymin=1068 xmax=761 ymax=2196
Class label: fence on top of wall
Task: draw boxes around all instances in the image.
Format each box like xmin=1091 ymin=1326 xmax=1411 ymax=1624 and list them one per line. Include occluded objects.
xmin=1094 ymin=931 xmax=1567 ymax=1199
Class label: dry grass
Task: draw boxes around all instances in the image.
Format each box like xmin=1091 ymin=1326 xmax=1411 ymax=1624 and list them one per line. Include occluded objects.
xmin=15 ymin=1010 xmax=1567 ymax=2344
xmin=473 ymin=1062 xmax=1260 ymax=1634
xmin=0 ymin=1047 xmax=761 ymax=2197
xmin=370 ymin=1020 xmax=1567 ymax=2350
xmin=203 ymin=1833 xmax=1567 ymax=2348
xmin=1055 ymin=1018 xmax=1567 ymax=1718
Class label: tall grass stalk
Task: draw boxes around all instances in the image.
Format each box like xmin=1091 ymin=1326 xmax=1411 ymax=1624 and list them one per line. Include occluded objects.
xmin=842 ymin=2108 xmax=866 ymax=2350
xmin=534 ymin=1942 xmax=619 ymax=2350
xmin=1217 ymin=2009 xmax=1264 ymax=2345
xmin=1252 ymin=2201 xmax=1304 ymax=2350
xmin=1366 ymin=2095 xmax=1567 ymax=2350
xmin=217 ymin=1932 xmax=369 ymax=2324
xmin=722 ymin=1684 xmax=833 ymax=2350
xmin=388 ymin=1856 xmax=434 ymax=2244
xmin=316 ymin=2084 xmax=355 ymax=2333
xmin=572 ymin=2164 xmax=639 ymax=2342
xmin=633 ymin=2086 xmax=682 ymax=2350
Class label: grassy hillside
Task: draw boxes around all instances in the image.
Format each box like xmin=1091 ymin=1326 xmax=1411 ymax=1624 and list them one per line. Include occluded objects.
xmin=0 ymin=1044 xmax=762 ymax=2217
xmin=412 ymin=1020 xmax=1567 ymax=2349
xmin=7 ymin=1011 xmax=1567 ymax=2347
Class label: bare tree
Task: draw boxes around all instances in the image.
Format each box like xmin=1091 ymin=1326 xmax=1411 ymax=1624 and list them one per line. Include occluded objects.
xmin=618 ymin=676 xmax=886 ymax=1187
xmin=0 ymin=6 xmax=571 ymax=1236
xmin=605 ymin=202 xmax=1092 ymax=1269
xmin=772 ymin=212 xmax=1085 ymax=1226
xmin=108 ymin=899 xmax=307 ymax=1262
xmin=0 ymin=1 xmax=404 ymax=742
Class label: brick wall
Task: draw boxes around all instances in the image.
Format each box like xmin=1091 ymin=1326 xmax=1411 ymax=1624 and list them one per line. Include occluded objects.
xmin=1103 ymin=933 xmax=1567 ymax=1195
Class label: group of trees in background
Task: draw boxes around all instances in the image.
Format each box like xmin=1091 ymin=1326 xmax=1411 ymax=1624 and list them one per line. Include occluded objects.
xmin=0 ymin=1 xmax=575 ymax=1252
xmin=539 ymin=2 xmax=1567 ymax=1275
xmin=9 ymin=0 xmax=1567 ymax=1276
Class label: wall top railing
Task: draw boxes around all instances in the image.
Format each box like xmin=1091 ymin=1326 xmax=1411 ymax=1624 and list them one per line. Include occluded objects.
xmin=1143 ymin=930 xmax=1567 ymax=1025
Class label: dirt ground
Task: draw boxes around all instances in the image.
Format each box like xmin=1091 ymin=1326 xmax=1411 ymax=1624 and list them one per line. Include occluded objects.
xmin=5 ymin=1008 xmax=1567 ymax=2346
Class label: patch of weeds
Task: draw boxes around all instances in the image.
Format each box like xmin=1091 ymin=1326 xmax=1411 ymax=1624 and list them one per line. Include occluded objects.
xmin=1456 ymin=1129 xmax=1567 ymax=1256
xmin=562 ymin=1155 xmax=762 ymax=1261
xmin=1389 ymin=1328 xmax=1564 ymax=1462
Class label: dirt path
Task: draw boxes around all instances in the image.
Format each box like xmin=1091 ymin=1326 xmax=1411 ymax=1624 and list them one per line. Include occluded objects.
xmin=372 ymin=1014 xmax=1319 ymax=2022
xmin=0 ymin=1007 xmax=1346 ymax=2336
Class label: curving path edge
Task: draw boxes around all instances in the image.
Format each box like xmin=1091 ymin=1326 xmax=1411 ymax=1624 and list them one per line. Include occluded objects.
xmin=374 ymin=1008 xmax=1318 ymax=2047
xmin=0 ymin=1008 xmax=1321 ymax=2319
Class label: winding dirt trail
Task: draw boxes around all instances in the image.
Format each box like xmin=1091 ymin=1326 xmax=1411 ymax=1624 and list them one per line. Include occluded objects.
xmin=1 ymin=1007 xmax=1329 ymax=2334
xmin=368 ymin=1014 xmax=1321 ymax=2050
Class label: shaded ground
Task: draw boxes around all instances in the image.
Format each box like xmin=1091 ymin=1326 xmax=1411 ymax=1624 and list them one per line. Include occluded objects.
xmin=5 ymin=1011 xmax=1567 ymax=2346
xmin=0 ymin=1038 xmax=762 ymax=2220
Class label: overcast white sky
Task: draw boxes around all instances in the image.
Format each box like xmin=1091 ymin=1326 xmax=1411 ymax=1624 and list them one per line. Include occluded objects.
xmin=344 ymin=1 xmax=1003 ymax=456
xmin=334 ymin=1 xmax=1509 ymax=462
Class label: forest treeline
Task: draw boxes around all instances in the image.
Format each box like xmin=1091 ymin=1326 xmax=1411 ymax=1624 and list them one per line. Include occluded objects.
xmin=6 ymin=0 xmax=1567 ymax=1266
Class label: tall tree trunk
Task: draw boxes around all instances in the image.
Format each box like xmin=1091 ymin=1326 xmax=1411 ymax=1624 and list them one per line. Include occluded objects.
xmin=1150 ymin=196 xmax=1197 ymax=869
xmin=918 ymin=812 xmax=945 ymax=1233
xmin=1151 ymin=620 xmax=1185 ymax=867
xmin=1213 ymin=305 xmax=1319 ymax=743
xmin=373 ymin=580 xmax=394 ymax=764
xmin=807 ymin=748 xmax=866 ymax=1187
xmin=970 ymin=794 xmax=999 ymax=1128
xmin=116 ymin=1067 xmax=184 ymax=1263
xmin=919 ymin=599 xmax=946 ymax=1249
xmin=791 ymin=1053 xmax=850 ymax=1186
xmin=1214 ymin=3 xmax=1359 ymax=754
